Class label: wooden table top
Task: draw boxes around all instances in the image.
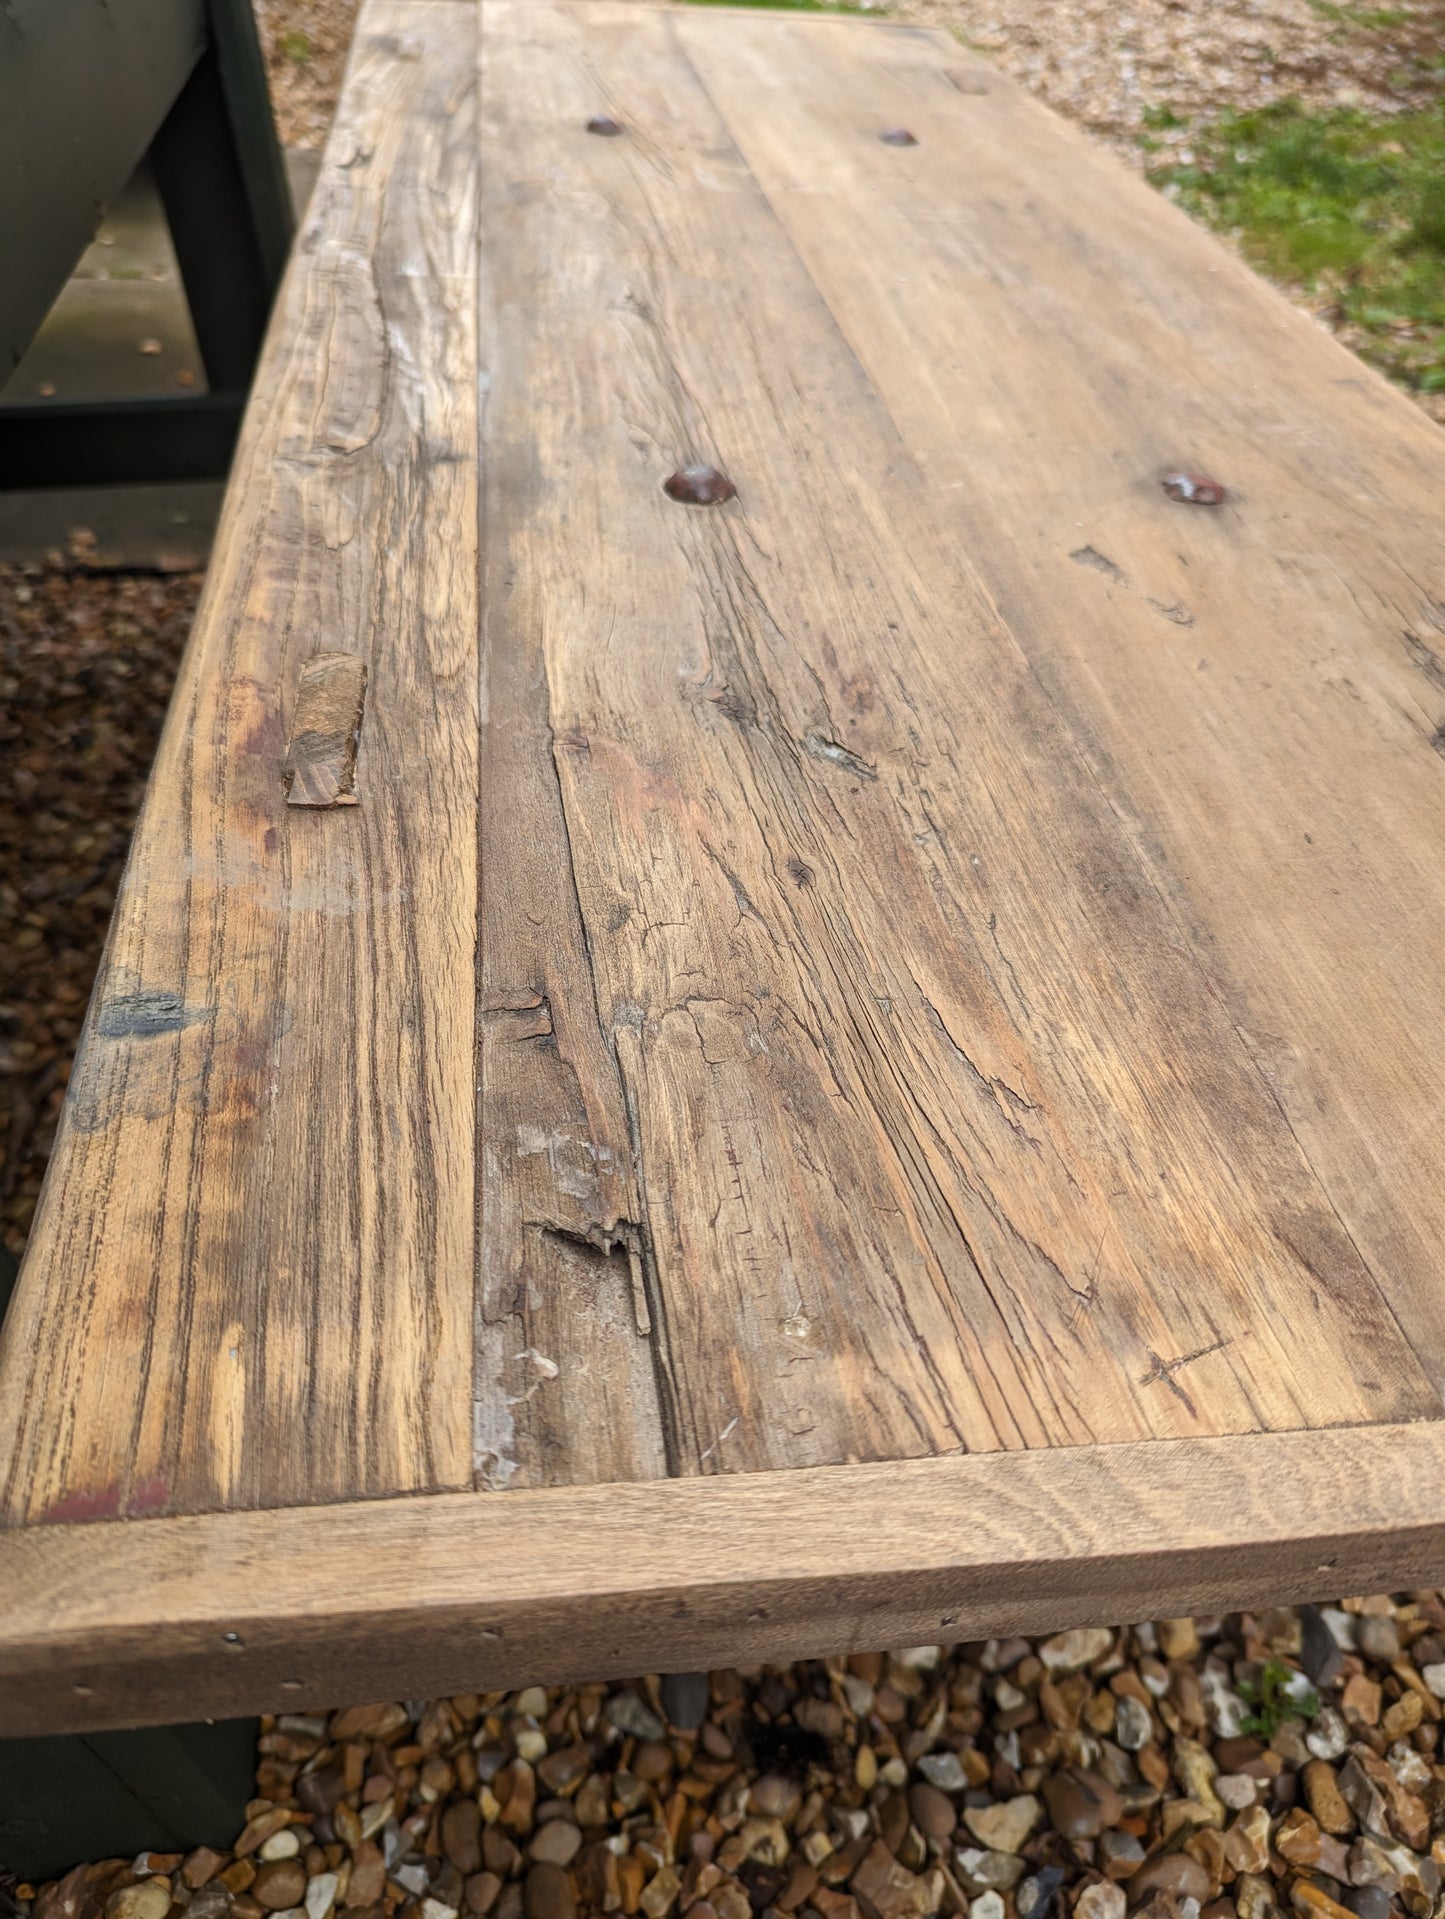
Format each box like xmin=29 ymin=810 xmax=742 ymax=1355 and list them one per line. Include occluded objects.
xmin=5 ymin=0 xmax=1445 ymax=1738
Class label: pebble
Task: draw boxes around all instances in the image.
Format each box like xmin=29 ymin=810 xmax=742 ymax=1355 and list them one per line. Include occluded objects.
xmin=750 ymin=1775 xmax=802 ymax=1821
xmin=188 ymin=1888 xmax=233 ymax=1919
xmin=972 ymin=1896 xmax=1006 ymax=1919
xmin=1420 ymin=1662 xmax=1445 ymax=1700
xmin=1098 ymin=1832 xmax=1146 ymax=1880
xmin=528 ymin=1823 xmax=581 ymax=1870
xmin=1223 ymin=1807 xmax=1271 ymax=1877
xmin=1115 ymin=1695 xmax=1153 ymax=1751
xmin=1303 ymin=1760 xmax=1354 ymax=1836
xmin=952 ymin=1851 xmax=1026 ymax=1893
xmin=106 ymin=1889 xmax=170 ymax=1919
xmin=1173 ymin=1736 xmax=1226 ymax=1826
xmin=1017 ymin=1867 xmax=1065 ymax=1919
xmin=916 ymin=1750 xmax=969 ymax=1793
xmin=659 ymin=1671 xmax=710 ymax=1730
xmin=1038 ymin=1628 xmax=1112 ymax=1675
xmin=185 ymin=1853 xmax=230 ymax=1890
xmin=465 ymin=1875 xmax=502 ymax=1916
xmin=1075 ymin=1885 xmax=1126 ymax=1919
xmin=302 ymin=1875 xmax=336 ymax=1919
xmin=1305 ymin=1707 xmax=1349 ymax=1762
xmin=1158 ymin=1618 xmax=1201 ymax=1660
xmin=1216 ymin=1774 xmax=1256 ymax=1810
xmin=605 ymin=1690 xmax=665 ymax=1742
xmin=1042 ymin=1767 xmax=1123 ymax=1840
xmin=963 ymin=1795 xmax=1042 ymax=1855
xmin=522 ymin=1864 xmax=575 ymax=1919
xmin=1130 ymin=1855 xmax=1213 ymax=1905
xmin=257 ymin=1834 xmax=299 ymax=1864
xmin=251 ymin=1864 xmax=306 ymax=1914
xmin=443 ymin=1800 xmax=483 ymax=1875
xmin=907 ymin=1783 xmax=956 ymax=1839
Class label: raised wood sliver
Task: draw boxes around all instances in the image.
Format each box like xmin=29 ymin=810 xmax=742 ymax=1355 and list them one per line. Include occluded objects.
xmin=2 ymin=0 xmax=1444 ymax=1736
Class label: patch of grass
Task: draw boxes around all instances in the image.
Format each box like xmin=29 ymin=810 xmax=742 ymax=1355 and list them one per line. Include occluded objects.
xmin=1308 ymin=0 xmax=1411 ymax=29
xmin=278 ymin=28 xmax=312 ymax=63
xmin=677 ymin=0 xmax=880 ymax=11
xmin=1148 ymin=99 xmax=1445 ymax=397
xmin=1237 ymin=1658 xmax=1322 ymax=1738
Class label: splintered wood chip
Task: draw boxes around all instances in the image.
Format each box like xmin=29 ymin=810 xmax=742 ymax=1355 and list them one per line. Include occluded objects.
xmin=284 ymin=652 xmax=368 ymax=808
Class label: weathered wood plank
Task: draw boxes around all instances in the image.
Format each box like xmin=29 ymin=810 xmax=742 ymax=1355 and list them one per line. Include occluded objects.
xmin=471 ymin=0 xmax=1437 ymax=1488
xmin=676 ymin=5 xmax=1445 ymax=1401
xmin=0 ymin=0 xmax=479 ymax=1523
xmin=6 ymin=1422 xmax=1445 ymax=1738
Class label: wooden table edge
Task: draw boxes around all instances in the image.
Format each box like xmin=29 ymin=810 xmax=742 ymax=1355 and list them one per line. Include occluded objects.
xmin=4 ymin=1422 xmax=1444 ymax=1734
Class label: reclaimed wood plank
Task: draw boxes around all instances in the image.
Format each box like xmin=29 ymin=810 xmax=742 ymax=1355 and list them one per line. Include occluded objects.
xmin=471 ymin=0 xmax=1438 ymax=1490
xmin=6 ymin=1421 xmax=1445 ymax=1737
xmin=0 ymin=0 xmax=479 ymax=1523
xmin=676 ymin=4 xmax=1445 ymax=1400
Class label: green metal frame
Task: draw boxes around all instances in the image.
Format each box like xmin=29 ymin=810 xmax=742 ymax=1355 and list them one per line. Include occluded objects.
xmin=0 ymin=0 xmax=293 ymax=490
xmin=0 ymin=1718 xmax=260 ymax=1881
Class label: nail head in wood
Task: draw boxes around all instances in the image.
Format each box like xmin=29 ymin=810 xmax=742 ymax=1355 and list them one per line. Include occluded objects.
xmin=663 ymin=464 xmax=737 ymax=506
xmin=1162 ymin=471 xmax=1227 ymax=506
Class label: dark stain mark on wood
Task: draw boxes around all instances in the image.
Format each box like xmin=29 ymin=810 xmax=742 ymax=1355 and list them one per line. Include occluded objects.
xmin=284 ymin=652 xmax=369 ymax=808
xmin=1149 ymin=598 xmax=1195 ymax=626
xmin=39 ymin=1485 xmax=123 ymax=1526
xmin=1070 ymin=546 xmax=1125 ymax=583
xmin=96 ymin=992 xmax=215 ymax=1040
xmin=1405 ymin=631 xmax=1445 ymax=695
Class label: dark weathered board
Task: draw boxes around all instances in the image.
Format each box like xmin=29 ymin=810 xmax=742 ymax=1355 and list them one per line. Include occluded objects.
xmin=3 ymin=0 xmax=1445 ymax=1735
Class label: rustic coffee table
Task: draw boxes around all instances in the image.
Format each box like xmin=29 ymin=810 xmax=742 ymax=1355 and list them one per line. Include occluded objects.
xmin=4 ymin=0 xmax=1445 ymax=1739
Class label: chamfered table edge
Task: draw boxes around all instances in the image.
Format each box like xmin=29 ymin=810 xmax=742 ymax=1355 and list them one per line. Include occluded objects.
xmin=2 ymin=1420 xmax=1443 ymax=1735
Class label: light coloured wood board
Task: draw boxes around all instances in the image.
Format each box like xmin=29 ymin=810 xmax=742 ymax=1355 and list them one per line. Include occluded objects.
xmin=4 ymin=0 xmax=1445 ymax=1732
xmin=0 ymin=0 xmax=479 ymax=1525
xmin=471 ymin=0 xmax=1441 ymax=1489
xmin=5 ymin=1423 xmax=1445 ymax=1738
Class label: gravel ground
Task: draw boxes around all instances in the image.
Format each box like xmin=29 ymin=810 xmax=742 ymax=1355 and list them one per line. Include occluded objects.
xmin=0 ymin=565 xmax=203 ymax=1261
xmin=907 ymin=0 xmax=1445 ymax=165
xmin=13 ymin=1604 xmax=1445 ymax=1919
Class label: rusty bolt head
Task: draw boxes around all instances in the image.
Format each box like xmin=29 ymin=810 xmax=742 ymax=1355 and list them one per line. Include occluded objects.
xmin=586 ymin=114 xmax=624 ymax=137
xmin=1162 ymin=471 xmax=1227 ymax=506
xmin=879 ymin=127 xmax=919 ymax=146
xmin=664 ymin=465 xmax=737 ymax=506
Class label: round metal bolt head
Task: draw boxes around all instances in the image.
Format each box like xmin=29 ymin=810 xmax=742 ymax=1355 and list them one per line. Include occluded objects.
xmin=1162 ymin=470 xmax=1226 ymax=505
xmin=879 ymin=127 xmax=919 ymax=146
xmin=587 ymin=114 xmax=624 ymax=137
xmin=664 ymin=464 xmax=737 ymax=506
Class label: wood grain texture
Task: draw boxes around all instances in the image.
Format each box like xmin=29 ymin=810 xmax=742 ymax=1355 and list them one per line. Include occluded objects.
xmin=471 ymin=0 xmax=1439 ymax=1489
xmin=6 ymin=1422 xmax=1445 ymax=1737
xmin=673 ymin=5 xmax=1445 ymax=1398
xmin=6 ymin=0 xmax=1445 ymax=1722
xmin=0 ymin=0 xmax=479 ymax=1524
